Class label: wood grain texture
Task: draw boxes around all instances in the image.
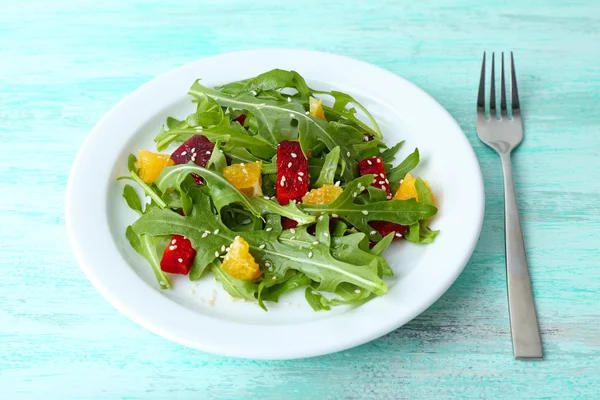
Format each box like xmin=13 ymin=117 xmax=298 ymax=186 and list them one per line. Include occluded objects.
xmin=1 ymin=0 xmax=599 ymax=398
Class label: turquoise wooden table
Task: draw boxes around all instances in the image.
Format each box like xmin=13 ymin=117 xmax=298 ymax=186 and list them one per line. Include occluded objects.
xmin=1 ymin=0 xmax=599 ymax=398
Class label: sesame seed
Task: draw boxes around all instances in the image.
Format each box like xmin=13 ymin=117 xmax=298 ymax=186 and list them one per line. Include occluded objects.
xmin=298 ymin=172 xmax=304 ymax=176
xmin=226 ymin=247 xmax=230 ymax=251
xmin=298 ymin=176 xmax=303 ymax=182
xmin=240 ymin=163 xmax=245 ymax=166
xmin=289 ymin=228 xmax=296 ymax=234
xmin=205 ymin=230 xmax=211 ymax=234
xmin=181 ymin=151 xmax=187 ymax=156
xmin=220 ymin=255 xmax=225 ymax=259
xmin=259 ymin=244 xmax=266 ymax=249
xmin=324 ymin=232 xmax=329 ymax=237
xmin=364 ymin=136 xmax=369 ymax=141
xmin=367 ymin=160 xmax=372 ymax=165
xmin=265 ymin=262 xmax=271 ymax=267
xmin=312 ymin=241 xmax=319 ymax=245
xmin=353 ymin=192 xmax=358 ymax=197
xmin=206 ymin=151 xmax=211 ymax=155
xmin=243 ymin=168 xmax=248 ymax=174
xmin=308 ymin=252 xmax=313 ymax=258
xmin=347 ymin=151 xmax=351 ymax=157
xmin=195 ymin=127 xmax=203 ymax=132
xmin=334 ymin=181 xmax=340 ymax=187
xmin=288 ymin=162 xmax=292 ymax=168
xmin=264 ymin=196 xmax=270 ymax=200
xmin=219 ymin=149 xmax=224 ymax=153
xmin=202 ymin=232 xmax=208 ymax=238
xmin=291 ymin=153 xmax=297 ymax=158
xmin=291 ymin=199 xmax=296 ymax=204
xmin=214 ymin=251 xmax=219 ymax=257
xmin=290 ymin=113 xmax=295 ymax=118
xmin=387 ymin=195 xmax=392 ymax=199
xmin=380 ymin=173 xmax=385 ymax=178
xmin=280 ymin=179 xmax=285 ymax=187
xmin=213 ymin=229 xmax=219 ymax=234
xmin=159 ymin=281 xmax=166 ymax=286
xmin=395 ymin=232 xmax=403 ymax=237
xmin=178 ymin=258 xmax=183 ymax=263
xmin=169 ymin=245 xmax=177 ymax=250
xmin=385 ymin=179 xmax=389 ymax=184
xmin=379 ymin=181 xmax=386 ymax=185
xmin=266 ymin=227 xmax=273 ymax=232
xmin=272 ymin=276 xmax=277 ymax=280
xmin=221 ymin=245 xmax=226 ymax=252
xmin=332 ymin=213 xmax=338 ymax=218
xmin=355 ymin=289 xmax=361 ymax=293
xmin=271 ymin=196 xmax=276 ymax=200
xmin=171 ymin=239 xmax=177 ymax=244
xmin=318 ymin=215 xmax=324 ymax=221
xmin=287 ymin=97 xmax=291 ymax=102
xmin=377 ymin=158 xmax=381 ymax=163
xmin=400 ymin=179 xmax=404 ymax=184
xmin=235 ymin=236 xmax=240 ymax=240
xmin=251 ymin=90 xmax=257 ymax=95
xmin=362 ymin=210 xmax=369 ymax=215
xmin=305 ymin=111 xmax=310 ymax=115
xmin=370 ymin=230 xmax=377 ymax=235
xmin=191 ymin=148 xmax=196 ymax=153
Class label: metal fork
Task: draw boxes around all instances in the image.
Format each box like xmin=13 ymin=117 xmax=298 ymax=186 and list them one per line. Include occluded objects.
xmin=476 ymin=52 xmax=542 ymax=359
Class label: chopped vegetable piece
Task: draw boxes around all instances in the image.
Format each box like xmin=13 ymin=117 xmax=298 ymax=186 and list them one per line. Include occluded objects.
xmin=369 ymin=221 xmax=408 ymax=242
xmin=232 ymin=113 xmax=246 ymax=126
xmin=302 ymin=184 xmax=343 ymax=205
xmin=281 ymin=217 xmax=298 ymax=230
xmin=309 ymin=96 xmax=326 ymax=121
xmin=393 ymin=173 xmax=435 ymax=203
xmin=358 ymin=156 xmax=390 ymax=196
xmin=276 ymin=140 xmax=308 ymax=205
xmin=222 ymin=236 xmax=262 ymax=281
xmin=222 ymin=161 xmax=263 ymax=197
xmin=137 ymin=150 xmax=174 ymax=184
xmin=170 ymin=135 xmax=214 ymax=184
xmin=160 ymin=234 xmax=197 ymax=275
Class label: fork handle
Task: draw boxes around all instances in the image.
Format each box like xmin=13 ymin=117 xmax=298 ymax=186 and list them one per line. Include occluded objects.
xmin=500 ymin=152 xmax=543 ymax=359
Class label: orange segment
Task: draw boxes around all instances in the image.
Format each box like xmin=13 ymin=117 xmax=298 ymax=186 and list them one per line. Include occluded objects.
xmin=392 ymin=173 xmax=435 ymax=203
xmin=222 ymin=237 xmax=262 ymax=281
xmin=137 ymin=150 xmax=174 ymax=183
xmin=222 ymin=161 xmax=263 ymax=197
xmin=309 ymin=96 xmax=326 ymax=121
xmin=302 ymin=184 xmax=343 ymax=205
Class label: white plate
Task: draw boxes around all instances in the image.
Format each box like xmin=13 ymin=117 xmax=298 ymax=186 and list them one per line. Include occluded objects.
xmin=66 ymin=49 xmax=484 ymax=359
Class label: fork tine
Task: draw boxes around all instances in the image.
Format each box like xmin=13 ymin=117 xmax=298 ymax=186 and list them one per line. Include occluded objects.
xmin=500 ymin=52 xmax=507 ymax=116
xmin=511 ymin=52 xmax=520 ymax=110
xmin=477 ymin=52 xmax=486 ymax=110
xmin=489 ymin=53 xmax=496 ymax=116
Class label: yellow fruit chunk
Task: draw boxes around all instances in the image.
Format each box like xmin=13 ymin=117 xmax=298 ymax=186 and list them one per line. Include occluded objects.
xmin=393 ymin=173 xmax=435 ymax=203
xmin=222 ymin=161 xmax=263 ymax=197
xmin=309 ymin=96 xmax=327 ymax=121
xmin=137 ymin=150 xmax=174 ymax=183
xmin=222 ymin=237 xmax=262 ymax=281
xmin=302 ymin=184 xmax=343 ymax=205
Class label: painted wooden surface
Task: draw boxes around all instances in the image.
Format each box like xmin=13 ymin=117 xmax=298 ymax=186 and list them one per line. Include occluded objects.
xmin=1 ymin=0 xmax=599 ymax=398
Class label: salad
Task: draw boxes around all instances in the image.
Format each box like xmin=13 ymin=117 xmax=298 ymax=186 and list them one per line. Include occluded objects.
xmin=120 ymin=69 xmax=438 ymax=311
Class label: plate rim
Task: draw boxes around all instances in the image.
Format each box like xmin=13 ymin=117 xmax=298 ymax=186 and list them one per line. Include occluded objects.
xmin=65 ymin=48 xmax=484 ymax=359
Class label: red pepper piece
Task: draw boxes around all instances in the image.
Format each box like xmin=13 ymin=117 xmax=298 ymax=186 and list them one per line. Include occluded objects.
xmin=357 ymin=156 xmax=391 ymax=197
xmin=369 ymin=221 xmax=408 ymax=241
xmin=170 ymin=135 xmax=214 ymax=185
xmin=160 ymin=234 xmax=196 ymax=275
xmin=232 ymin=113 xmax=246 ymax=126
xmin=276 ymin=141 xmax=308 ymax=205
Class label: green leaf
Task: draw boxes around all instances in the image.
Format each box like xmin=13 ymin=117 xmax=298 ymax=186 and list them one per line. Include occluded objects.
xmin=314 ymin=146 xmax=340 ymax=187
xmin=125 ymin=226 xmax=171 ymax=289
xmin=212 ymin=262 xmax=258 ymax=301
xmin=387 ymin=148 xmax=420 ymax=184
xmin=133 ymin=190 xmax=388 ymax=297
xmin=301 ymin=175 xmax=437 ymax=241
xmin=122 ymin=184 xmax=143 ymax=214
xmin=305 ymin=288 xmax=331 ymax=311
xmin=248 ymin=197 xmax=316 ymax=225
xmin=415 ymin=177 xmax=433 ymax=205
xmin=155 ymin=164 xmax=262 ymax=217
xmin=259 ymin=272 xmax=311 ymax=304
xmin=312 ymin=89 xmax=382 ymax=138
xmin=331 ymin=232 xmax=393 ymax=278
xmin=127 ymin=154 xmax=139 ymax=174
xmin=381 ymin=141 xmax=405 ymax=163
xmin=325 ymin=283 xmax=372 ymax=307
xmin=206 ymin=141 xmax=227 ymax=172
xmin=125 ymin=154 xmax=167 ymax=209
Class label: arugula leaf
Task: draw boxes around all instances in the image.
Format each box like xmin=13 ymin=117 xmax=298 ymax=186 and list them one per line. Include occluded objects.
xmin=381 ymin=141 xmax=405 ymax=163
xmin=125 ymin=154 xmax=167 ymax=209
xmin=325 ymin=283 xmax=372 ymax=307
xmin=155 ymin=164 xmax=262 ymax=217
xmin=166 ymin=116 xmax=188 ymax=131
xmin=305 ymin=288 xmax=331 ymax=311
xmin=259 ymin=273 xmax=311 ymax=304
xmin=415 ymin=177 xmax=433 ymax=205
xmin=301 ymin=175 xmax=437 ymax=241
xmin=314 ymin=146 xmax=340 ymax=187
xmin=311 ymin=89 xmax=382 ymax=138
xmin=212 ymin=261 xmax=258 ymax=300
xmin=387 ymin=148 xmax=420 ymax=184
xmin=407 ymin=177 xmax=440 ymax=244
xmin=125 ymin=226 xmax=171 ymax=289
xmin=122 ymin=185 xmax=143 ymax=214
xmin=248 ymin=197 xmax=315 ymax=225
xmin=206 ymin=141 xmax=227 ymax=172
xmin=331 ymin=232 xmax=393 ymax=277
xmin=187 ymin=94 xmax=224 ymax=127
xmin=133 ymin=190 xmax=388 ymax=296
xmin=216 ymin=69 xmax=310 ymax=100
